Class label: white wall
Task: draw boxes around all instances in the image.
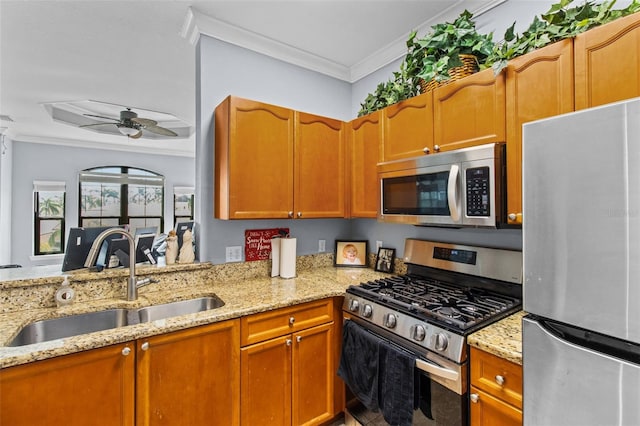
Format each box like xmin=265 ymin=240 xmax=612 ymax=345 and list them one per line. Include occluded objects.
xmin=10 ymin=142 xmax=194 ymax=267
xmin=0 ymin=135 xmax=12 ymax=265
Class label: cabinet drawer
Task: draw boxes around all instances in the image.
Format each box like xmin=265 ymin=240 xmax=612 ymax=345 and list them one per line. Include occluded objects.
xmin=470 ymin=347 xmax=522 ymax=409
xmin=241 ymin=299 xmax=333 ymax=346
xmin=470 ymin=385 xmax=522 ymax=426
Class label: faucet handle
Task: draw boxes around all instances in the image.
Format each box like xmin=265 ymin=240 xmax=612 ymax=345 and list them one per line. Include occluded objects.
xmin=136 ymin=277 xmax=159 ymax=288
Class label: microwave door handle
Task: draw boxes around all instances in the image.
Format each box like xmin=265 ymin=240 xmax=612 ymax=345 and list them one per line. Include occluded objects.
xmin=447 ymin=164 xmax=461 ymax=221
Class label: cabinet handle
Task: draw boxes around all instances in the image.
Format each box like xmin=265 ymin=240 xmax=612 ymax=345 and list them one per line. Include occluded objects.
xmin=122 ymin=346 xmax=131 ymax=356
xmin=286 ymin=339 xmax=292 ymax=346
xmin=288 ymin=211 xmax=294 ymax=218
xmin=141 ymin=342 xmax=150 ymax=351
xmin=495 ymin=375 xmax=505 ymax=386
xmin=289 ymin=316 xmax=295 ymax=325
xmin=297 ymin=212 xmax=302 ymax=218
xmin=296 ymin=336 xmax=302 ymax=343
xmin=423 ymin=147 xmax=430 ymax=154
xmin=508 ymin=213 xmax=523 ymax=223
xmin=470 ymin=393 xmax=479 ymax=403
xmin=434 ymin=144 xmax=441 ymax=152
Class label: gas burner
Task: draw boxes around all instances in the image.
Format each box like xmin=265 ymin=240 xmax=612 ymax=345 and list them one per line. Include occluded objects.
xmin=435 ymin=306 xmax=462 ymax=319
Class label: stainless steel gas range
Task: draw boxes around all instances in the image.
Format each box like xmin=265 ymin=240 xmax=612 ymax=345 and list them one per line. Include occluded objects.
xmin=339 ymin=239 xmax=522 ymax=426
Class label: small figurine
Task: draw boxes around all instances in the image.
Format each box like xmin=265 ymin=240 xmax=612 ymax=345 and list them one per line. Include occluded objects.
xmin=178 ymin=229 xmax=195 ymax=263
xmin=165 ymin=230 xmax=178 ymax=265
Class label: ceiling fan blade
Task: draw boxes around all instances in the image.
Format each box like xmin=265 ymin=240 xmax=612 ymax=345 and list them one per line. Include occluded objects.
xmin=131 ymin=117 xmax=158 ymax=126
xmin=83 ymin=113 xmax=120 ymax=122
xmin=144 ymin=125 xmax=178 ymax=137
xmin=79 ymin=122 xmax=116 ymax=128
xmin=129 ymin=130 xmax=143 ymax=139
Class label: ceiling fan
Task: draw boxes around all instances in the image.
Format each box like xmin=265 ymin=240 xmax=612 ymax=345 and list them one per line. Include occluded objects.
xmin=80 ymin=108 xmax=178 ymax=139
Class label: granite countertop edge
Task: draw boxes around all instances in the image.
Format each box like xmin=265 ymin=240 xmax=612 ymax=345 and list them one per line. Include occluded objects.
xmin=467 ymin=310 xmax=525 ymax=365
xmin=0 ymin=266 xmax=385 ymax=369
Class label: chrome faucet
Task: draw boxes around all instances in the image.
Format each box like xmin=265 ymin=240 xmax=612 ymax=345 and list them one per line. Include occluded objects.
xmin=84 ymin=228 xmax=156 ymax=301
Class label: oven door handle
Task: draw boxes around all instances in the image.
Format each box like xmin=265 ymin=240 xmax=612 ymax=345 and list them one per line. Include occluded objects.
xmin=415 ymin=358 xmax=459 ymax=381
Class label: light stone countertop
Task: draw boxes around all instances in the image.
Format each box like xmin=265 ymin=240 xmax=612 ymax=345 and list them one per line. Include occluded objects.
xmin=467 ymin=310 xmax=525 ymax=365
xmin=0 ymin=264 xmax=388 ymax=369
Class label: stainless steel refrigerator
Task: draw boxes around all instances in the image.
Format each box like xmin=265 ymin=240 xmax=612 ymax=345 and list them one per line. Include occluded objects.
xmin=522 ymin=98 xmax=640 ymax=425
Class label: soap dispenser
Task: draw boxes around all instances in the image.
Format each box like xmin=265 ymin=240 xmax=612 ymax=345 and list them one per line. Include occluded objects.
xmin=55 ymin=275 xmax=75 ymax=307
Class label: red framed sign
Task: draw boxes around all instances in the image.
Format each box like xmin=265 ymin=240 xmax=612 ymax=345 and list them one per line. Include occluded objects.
xmin=244 ymin=228 xmax=289 ymax=261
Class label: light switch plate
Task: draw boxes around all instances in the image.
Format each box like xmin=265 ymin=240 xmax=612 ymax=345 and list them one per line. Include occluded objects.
xmin=225 ymin=246 xmax=242 ymax=262
xmin=318 ymin=239 xmax=326 ymax=253
xmin=376 ymin=240 xmax=383 ymax=251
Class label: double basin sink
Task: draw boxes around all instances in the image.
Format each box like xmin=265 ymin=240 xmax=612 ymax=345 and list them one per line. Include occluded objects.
xmin=7 ymin=295 xmax=225 ymax=347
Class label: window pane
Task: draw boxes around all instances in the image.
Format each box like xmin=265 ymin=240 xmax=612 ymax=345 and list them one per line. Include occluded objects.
xmin=39 ymin=219 xmax=63 ymax=253
xmin=38 ymin=191 xmax=65 ymax=218
xmin=129 ymin=218 xmax=160 ymax=234
xmin=81 ymin=182 xmax=121 ymax=217
xmin=174 ymin=194 xmax=193 ymax=216
xmin=82 ymin=218 xmax=120 ymax=228
xmin=129 ymin=185 xmax=162 ymax=216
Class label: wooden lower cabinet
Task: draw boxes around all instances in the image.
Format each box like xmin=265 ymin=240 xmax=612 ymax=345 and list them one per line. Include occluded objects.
xmin=0 ymin=342 xmax=136 ymax=426
xmin=0 ymin=320 xmax=240 ymax=426
xmin=137 ymin=320 xmax=241 ymax=426
xmin=470 ymin=347 xmax=522 ymax=426
xmin=240 ymin=300 xmax=336 ymax=426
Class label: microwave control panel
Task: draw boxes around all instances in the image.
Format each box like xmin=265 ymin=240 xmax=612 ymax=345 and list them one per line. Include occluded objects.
xmin=466 ymin=167 xmax=490 ymax=216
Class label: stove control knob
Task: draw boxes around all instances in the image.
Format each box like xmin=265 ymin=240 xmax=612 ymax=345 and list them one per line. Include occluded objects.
xmin=348 ymin=299 xmax=359 ymax=312
xmin=412 ymin=325 xmax=426 ymax=341
xmin=384 ymin=314 xmax=397 ymax=329
xmin=362 ymin=304 xmax=373 ymax=318
xmin=434 ymin=333 xmax=449 ymax=351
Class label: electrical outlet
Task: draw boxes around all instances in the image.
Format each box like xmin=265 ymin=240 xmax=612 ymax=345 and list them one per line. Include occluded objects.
xmin=318 ymin=239 xmax=326 ymax=253
xmin=225 ymin=246 xmax=242 ymax=262
xmin=376 ymin=240 xmax=383 ymax=251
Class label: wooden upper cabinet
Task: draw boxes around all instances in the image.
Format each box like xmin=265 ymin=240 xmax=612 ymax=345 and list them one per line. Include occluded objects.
xmin=347 ymin=111 xmax=381 ymax=218
xmin=215 ymin=96 xmax=294 ymax=219
xmin=433 ymin=68 xmax=506 ymax=152
xmin=575 ymin=12 xmax=640 ymax=110
xmin=505 ymin=39 xmax=575 ymax=225
xmin=381 ymin=91 xmax=434 ymax=162
xmin=295 ymin=112 xmax=345 ymax=219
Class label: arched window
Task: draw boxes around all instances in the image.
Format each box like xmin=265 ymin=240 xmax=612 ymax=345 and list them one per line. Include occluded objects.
xmin=79 ymin=166 xmax=164 ymax=234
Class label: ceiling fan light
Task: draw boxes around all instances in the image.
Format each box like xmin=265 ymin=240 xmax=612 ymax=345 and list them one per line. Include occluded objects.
xmin=117 ymin=125 xmax=140 ymax=137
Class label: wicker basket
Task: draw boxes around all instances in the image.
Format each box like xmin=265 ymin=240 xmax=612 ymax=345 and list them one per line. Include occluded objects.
xmin=419 ymin=54 xmax=479 ymax=93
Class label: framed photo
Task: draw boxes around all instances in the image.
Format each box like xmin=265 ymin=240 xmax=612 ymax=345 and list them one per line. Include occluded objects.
xmin=375 ymin=247 xmax=395 ymax=273
xmin=334 ymin=240 xmax=368 ymax=267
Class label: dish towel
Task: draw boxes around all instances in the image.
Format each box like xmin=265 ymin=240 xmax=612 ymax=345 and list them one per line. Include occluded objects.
xmin=378 ymin=340 xmax=416 ymax=426
xmin=337 ymin=320 xmax=381 ymax=411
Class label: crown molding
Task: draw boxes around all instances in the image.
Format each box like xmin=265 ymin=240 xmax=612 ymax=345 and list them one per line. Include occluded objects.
xmin=185 ymin=7 xmax=351 ymax=81
xmin=184 ymin=0 xmax=507 ymax=84
xmin=9 ymin=134 xmax=195 ymax=158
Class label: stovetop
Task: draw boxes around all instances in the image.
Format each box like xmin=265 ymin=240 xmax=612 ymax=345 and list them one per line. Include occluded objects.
xmin=347 ymin=274 xmax=521 ymax=333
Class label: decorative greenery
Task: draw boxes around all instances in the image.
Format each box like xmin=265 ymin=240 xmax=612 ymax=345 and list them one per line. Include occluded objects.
xmin=404 ymin=10 xmax=495 ymax=86
xmin=357 ymin=60 xmax=418 ymax=117
xmin=488 ymin=0 xmax=640 ymax=75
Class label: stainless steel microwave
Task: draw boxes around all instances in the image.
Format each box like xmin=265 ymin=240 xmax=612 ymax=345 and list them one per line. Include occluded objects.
xmin=377 ymin=143 xmax=506 ymax=227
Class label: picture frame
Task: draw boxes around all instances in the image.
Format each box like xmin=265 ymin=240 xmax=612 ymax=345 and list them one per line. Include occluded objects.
xmin=334 ymin=240 xmax=368 ymax=268
xmin=375 ymin=247 xmax=395 ymax=273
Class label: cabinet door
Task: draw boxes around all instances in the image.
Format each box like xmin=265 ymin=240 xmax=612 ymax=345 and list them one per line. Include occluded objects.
xmin=575 ymin=12 xmax=640 ymax=110
xmin=241 ymin=335 xmax=292 ymax=426
xmin=505 ymin=39 xmax=574 ymax=225
xmin=137 ymin=320 xmax=240 ymax=426
xmin=292 ymin=322 xmax=334 ymax=426
xmin=433 ymin=68 xmax=506 ymax=152
xmin=470 ymin=386 xmax=522 ymax=426
xmin=381 ymin=91 xmax=434 ymax=161
xmin=0 ymin=343 xmax=135 ymax=426
xmin=295 ymin=112 xmax=345 ymax=218
xmin=215 ymin=96 xmax=294 ymax=219
xmin=348 ymin=111 xmax=380 ymax=218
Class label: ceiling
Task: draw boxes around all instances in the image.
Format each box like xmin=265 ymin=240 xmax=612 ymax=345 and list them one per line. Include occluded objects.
xmin=0 ymin=0 xmax=504 ymax=157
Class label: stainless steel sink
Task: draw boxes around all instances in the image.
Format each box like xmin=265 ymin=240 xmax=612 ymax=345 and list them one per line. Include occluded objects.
xmin=7 ymin=308 xmax=131 ymax=347
xmin=137 ymin=295 xmax=225 ymax=322
xmin=7 ymin=295 xmax=225 ymax=347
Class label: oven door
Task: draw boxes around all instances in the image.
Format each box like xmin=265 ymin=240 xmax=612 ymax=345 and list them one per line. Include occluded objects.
xmin=340 ymin=317 xmax=468 ymax=426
